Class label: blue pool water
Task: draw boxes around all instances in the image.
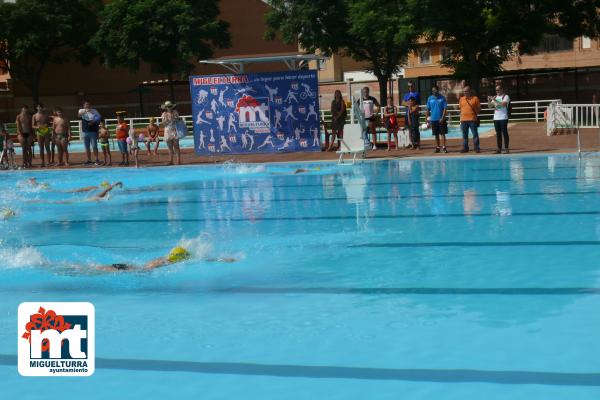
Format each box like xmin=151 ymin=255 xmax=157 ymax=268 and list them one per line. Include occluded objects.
xmin=1 ymin=154 xmax=599 ymax=399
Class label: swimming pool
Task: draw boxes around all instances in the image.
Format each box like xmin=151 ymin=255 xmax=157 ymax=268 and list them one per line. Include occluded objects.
xmin=1 ymin=154 xmax=599 ymax=399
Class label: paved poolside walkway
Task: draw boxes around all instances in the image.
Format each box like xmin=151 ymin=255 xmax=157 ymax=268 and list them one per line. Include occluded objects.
xmin=7 ymin=122 xmax=600 ymax=169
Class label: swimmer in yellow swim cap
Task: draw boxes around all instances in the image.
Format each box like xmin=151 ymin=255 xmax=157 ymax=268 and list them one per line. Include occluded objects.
xmin=93 ymin=245 xmax=236 ymax=273
xmin=0 ymin=208 xmax=16 ymax=219
xmin=166 ymin=246 xmax=191 ymax=263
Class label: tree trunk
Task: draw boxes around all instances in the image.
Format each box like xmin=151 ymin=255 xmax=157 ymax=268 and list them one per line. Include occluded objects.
xmin=376 ymin=75 xmax=389 ymax=107
xmin=31 ymin=85 xmax=40 ymax=108
xmin=468 ymin=54 xmax=481 ymax=96
xmin=168 ymin=70 xmax=175 ymax=102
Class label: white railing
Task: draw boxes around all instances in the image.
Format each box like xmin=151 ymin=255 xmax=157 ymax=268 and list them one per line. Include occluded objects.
xmin=321 ymin=99 xmax=559 ymax=127
xmin=52 ymin=99 xmax=558 ymax=141
xmin=546 ymin=103 xmax=600 ymax=158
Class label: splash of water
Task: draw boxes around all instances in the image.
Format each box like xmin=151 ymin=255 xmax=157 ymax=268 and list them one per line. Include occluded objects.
xmin=0 ymin=246 xmax=46 ymax=268
xmin=222 ymin=161 xmax=266 ymax=175
xmin=176 ymin=235 xmax=214 ymax=260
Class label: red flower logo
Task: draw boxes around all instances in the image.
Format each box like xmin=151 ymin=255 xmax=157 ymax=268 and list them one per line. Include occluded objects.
xmin=21 ymin=307 xmax=72 ymax=352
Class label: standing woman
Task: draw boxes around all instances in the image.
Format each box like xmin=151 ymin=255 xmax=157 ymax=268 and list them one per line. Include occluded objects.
xmin=160 ymin=101 xmax=181 ymax=165
xmin=328 ymin=90 xmax=347 ymax=151
xmin=489 ymin=85 xmax=510 ymax=154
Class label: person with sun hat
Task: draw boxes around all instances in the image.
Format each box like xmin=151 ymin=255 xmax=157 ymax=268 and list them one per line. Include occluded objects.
xmin=160 ymin=100 xmax=181 ymax=165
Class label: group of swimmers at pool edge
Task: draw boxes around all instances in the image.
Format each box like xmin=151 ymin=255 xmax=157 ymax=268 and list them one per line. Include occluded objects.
xmin=2 ymin=104 xmax=172 ymax=170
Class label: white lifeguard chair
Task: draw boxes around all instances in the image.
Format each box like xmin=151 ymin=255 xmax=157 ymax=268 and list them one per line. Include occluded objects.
xmin=337 ymin=123 xmax=367 ymax=164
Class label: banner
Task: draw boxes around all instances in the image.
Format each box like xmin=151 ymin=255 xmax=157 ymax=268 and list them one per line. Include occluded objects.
xmin=189 ymin=70 xmax=321 ymax=155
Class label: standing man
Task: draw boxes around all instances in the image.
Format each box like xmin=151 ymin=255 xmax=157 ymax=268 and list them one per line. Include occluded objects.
xmin=402 ymin=81 xmax=421 ymax=148
xmin=458 ymin=86 xmax=481 ymax=153
xmin=426 ymin=85 xmax=448 ymax=153
xmin=489 ymin=85 xmax=510 ymax=154
xmin=78 ymin=100 xmax=101 ymax=165
xmin=16 ymin=105 xmax=33 ymax=168
xmin=32 ymin=104 xmax=51 ymax=167
xmin=52 ymin=107 xmax=71 ymax=166
xmin=356 ymin=86 xmax=380 ymax=149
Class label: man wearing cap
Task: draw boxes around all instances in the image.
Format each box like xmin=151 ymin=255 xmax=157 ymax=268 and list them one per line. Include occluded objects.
xmin=78 ymin=101 xmax=102 ymax=165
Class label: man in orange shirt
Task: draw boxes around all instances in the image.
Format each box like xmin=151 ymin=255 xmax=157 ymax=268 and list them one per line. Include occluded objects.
xmin=458 ymin=86 xmax=481 ymax=153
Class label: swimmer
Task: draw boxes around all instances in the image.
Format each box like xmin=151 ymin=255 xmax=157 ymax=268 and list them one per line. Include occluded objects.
xmin=63 ymin=180 xmax=112 ymax=193
xmin=0 ymin=207 xmax=16 ymax=219
xmin=92 ymin=181 xmax=123 ymax=200
xmin=95 ymin=246 xmax=236 ymax=273
xmin=21 ymin=177 xmax=50 ymax=189
xmin=270 ymin=168 xmax=319 ymax=175
xmin=29 ymin=182 xmax=123 ymax=204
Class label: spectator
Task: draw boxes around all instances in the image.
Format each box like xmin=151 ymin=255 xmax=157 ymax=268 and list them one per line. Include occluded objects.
xmin=98 ymin=121 xmax=111 ymax=166
xmin=407 ymin=97 xmax=421 ymax=150
xmin=383 ymin=96 xmax=399 ymax=151
xmin=0 ymin=123 xmax=15 ymax=169
xmin=115 ymin=111 xmax=129 ymax=166
xmin=426 ymin=85 xmax=448 ymax=153
xmin=402 ymin=81 xmax=421 ymax=148
xmin=357 ymin=87 xmax=380 ymax=149
xmin=161 ymin=101 xmax=181 ymax=165
xmin=52 ymin=107 xmax=71 ymax=167
xmin=32 ymin=104 xmax=52 ymax=167
xmin=16 ymin=105 xmax=33 ymax=168
xmin=458 ymin=86 xmax=481 ymax=153
xmin=78 ymin=101 xmax=101 ymax=165
xmin=489 ymin=85 xmax=510 ymax=154
xmin=145 ymin=117 xmax=160 ymax=155
xmin=327 ymin=90 xmax=347 ymax=151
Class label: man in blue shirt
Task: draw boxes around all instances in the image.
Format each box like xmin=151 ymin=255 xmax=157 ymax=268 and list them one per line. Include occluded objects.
xmin=426 ymin=85 xmax=448 ymax=153
xmin=402 ymin=81 xmax=421 ymax=105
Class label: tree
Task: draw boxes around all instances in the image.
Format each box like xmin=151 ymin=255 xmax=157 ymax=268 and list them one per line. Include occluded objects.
xmin=265 ymin=0 xmax=421 ymax=105
xmin=416 ymin=0 xmax=600 ymax=94
xmin=0 ymin=0 xmax=102 ymax=105
xmin=92 ymin=0 xmax=231 ymax=102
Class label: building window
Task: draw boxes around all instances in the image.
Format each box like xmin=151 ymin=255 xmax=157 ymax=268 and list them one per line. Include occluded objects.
xmin=418 ymin=48 xmax=431 ymax=64
xmin=534 ymin=34 xmax=574 ymax=53
xmin=440 ymin=47 xmax=452 ymax=62
xmin=582 ymin=36 xmax=592 ymax=49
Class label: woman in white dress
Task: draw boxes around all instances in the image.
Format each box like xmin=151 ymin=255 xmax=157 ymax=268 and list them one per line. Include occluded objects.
xmin=160 ymin=101 xmax=181 ymax=165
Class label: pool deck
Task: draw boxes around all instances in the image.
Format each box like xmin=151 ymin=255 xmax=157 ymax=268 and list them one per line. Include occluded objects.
xmin=6 ymin=122 xmax=600 ymax=169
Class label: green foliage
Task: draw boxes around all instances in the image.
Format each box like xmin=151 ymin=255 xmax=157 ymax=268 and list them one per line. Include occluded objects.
xmin=416 ymin=0 xmax=600 ymax=91
xmin=266 ymin=0 xmax=421 ymax=104
xmin=92 ymin=0 xmax=230 ymax=79
xmin=0 ymin=0 xmax=102 ymax=103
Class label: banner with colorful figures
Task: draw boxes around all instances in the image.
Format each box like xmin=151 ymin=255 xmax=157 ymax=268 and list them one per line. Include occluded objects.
xmin=189 ymin=70 xmax=321 ymax=155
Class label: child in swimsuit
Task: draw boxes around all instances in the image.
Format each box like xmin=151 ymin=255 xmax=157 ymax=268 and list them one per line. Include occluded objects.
xmin=130 ymin=131 xmax=140 ymax=168
xmin=98 ymin=121 xmax=111 ymax=166
xmin=146 ymin=117 xmax=160 ymax=155
xmin=0 ymin=128 xmax=15 ymax=169
xmin=383 ymin=97 xmax=399 ymax=151
xmin=115 ymin=112 xmax=129 ymax=166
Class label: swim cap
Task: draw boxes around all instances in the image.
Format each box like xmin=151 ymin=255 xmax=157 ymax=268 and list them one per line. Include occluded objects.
xmin=1 ymin=208 xmax=15 ymax=219
xmin=100 ymin=181 xmax=110 ymax=189
xmin=167 ymin=246 xmax=191 ymax=263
